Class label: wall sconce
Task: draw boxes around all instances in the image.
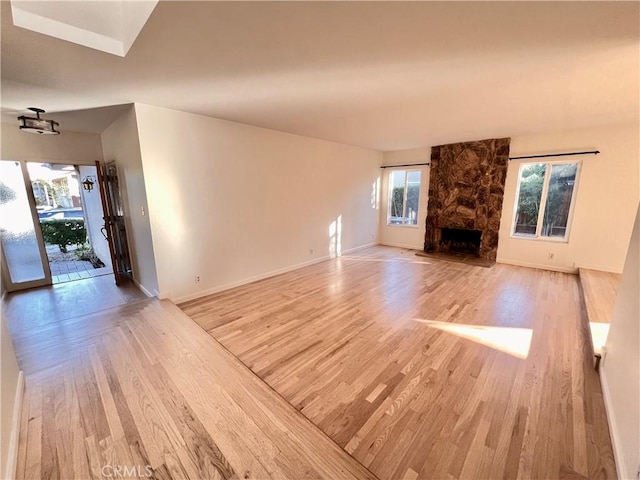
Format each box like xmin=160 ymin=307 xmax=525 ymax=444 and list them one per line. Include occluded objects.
xmin=82 ymin=176 xmax=96 ymax=192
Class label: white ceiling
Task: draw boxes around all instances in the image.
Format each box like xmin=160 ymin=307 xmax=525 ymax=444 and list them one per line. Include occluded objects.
xmin=2 ymin=1 xmax=639 ymax=151
xmin=10 ymin=0 xmax=158 ymax=56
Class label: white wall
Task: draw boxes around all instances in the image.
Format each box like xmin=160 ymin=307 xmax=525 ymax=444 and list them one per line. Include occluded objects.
xmin=134 ymin=103 xmax=382 ymax=302
xmin=78 ymin=165 xmax=111 ymax=268
xmin=101 ymin=106 xmax=158 ymax=296
xmin=1 ymin=122 xmax=103 ymax=165
xmin=601 ymin=204 xmax=639 ymax=479
xmin=379 ymin=148 xmax=430 ymax=250
xmin=498 ymin=123 xmax=639 ymax=273
xmin=0 ymin=310 xmax=22 ymax=480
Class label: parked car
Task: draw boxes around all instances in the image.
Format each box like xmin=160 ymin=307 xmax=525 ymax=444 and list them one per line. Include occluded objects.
xmin=38 ymin=208 xmax=84 ymax=221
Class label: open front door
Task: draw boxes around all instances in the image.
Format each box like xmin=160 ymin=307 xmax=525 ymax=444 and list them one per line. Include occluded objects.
xmin=96 ymin=161 xmax=132 ymax=285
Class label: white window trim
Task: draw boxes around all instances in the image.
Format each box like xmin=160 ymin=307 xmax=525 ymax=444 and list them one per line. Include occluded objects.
xmin=386 ymin=169 xmax=421 ymax=228
xmin=510 ymin=159 xmax=582 ymax=243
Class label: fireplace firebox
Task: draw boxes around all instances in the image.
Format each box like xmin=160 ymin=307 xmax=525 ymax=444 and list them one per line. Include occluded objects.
xmin=440 ymin=228 xmax=482 ymax=256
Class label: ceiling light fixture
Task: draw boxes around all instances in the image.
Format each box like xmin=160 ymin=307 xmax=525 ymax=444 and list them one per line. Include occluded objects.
xmin=17 ymin=107 xmax=60 ymax=135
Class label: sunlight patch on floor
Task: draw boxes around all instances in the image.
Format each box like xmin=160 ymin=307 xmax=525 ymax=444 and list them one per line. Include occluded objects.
xmin=414 ymin=319 xmax=533 ymax=359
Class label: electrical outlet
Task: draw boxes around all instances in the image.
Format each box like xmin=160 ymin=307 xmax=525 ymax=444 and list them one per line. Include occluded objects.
xmin=195 ymin=275 xmax=201 ymax=283
xmin=309 ymin=248 xmax=314 ymax=255
xmin=548 ymin=252 xmax=554 ymax=259
xmin=140 ymin=206 xmax=145 ymax=216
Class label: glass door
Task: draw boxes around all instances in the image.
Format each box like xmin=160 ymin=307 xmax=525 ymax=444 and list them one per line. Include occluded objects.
xmin=0 ymin=160 xmax=52 ymax=291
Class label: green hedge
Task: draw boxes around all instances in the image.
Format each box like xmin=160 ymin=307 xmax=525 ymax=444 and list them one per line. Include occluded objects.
xmin=40 ymin=219 xmax=86 ymax=253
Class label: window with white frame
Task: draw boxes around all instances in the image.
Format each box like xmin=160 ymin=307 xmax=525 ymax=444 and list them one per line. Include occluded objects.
xmin=512 ymin=161 xmax=580 ymax=240
xmin=387 ymin=170 xmax=421 ymax=226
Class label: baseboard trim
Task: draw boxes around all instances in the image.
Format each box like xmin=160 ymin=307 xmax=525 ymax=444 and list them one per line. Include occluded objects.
xmin=174 ymin=243 xmax=380 ymax=304
xmin=174 ymin=256 xmax=330 ymax=304
xmin=575 ymin=263 xmax=623 ymax=275
xmin=132 ymin=279 xmax=155 ymax=298
xmin=378 ymin=241 xmax=423 ymax=250
xmin=342 ymin=241 xmax=379 ymax=254
xmin=4 ymin=371 xmax=24 ymax=480
xmin=599 ymin=368 xmax=626 ymax=479
xmin=496 ymin=258 xmax=577 ymax=274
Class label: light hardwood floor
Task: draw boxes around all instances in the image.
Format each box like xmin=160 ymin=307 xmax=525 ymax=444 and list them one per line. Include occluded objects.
xmin=181 ymin=246 xmax=617 ymax=480
xmin=578 ymin=268 xmax=621 ymax=358
xmin=578 ymin=268 xmax=621 ymax=327
xmin=6 ymin=297 xmax=376 ymax=479
xmin=3 ymin=275 xmax=147 ymax=338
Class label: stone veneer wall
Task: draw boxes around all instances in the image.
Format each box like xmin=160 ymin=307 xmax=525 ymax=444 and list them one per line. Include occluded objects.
xmin=424 ymin=138 xmax=511 ymax=261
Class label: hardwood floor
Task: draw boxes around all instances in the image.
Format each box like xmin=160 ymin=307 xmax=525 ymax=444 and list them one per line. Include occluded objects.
xmin=4 ymin=247 xmax=617 ymax=480
xmin=6 ymin=299 xmax=376 ymax=480
xmin=181 ymin=246 xmax=617 ymax=480
xmin=3 ymin=275 xmax=148 ymax=338
xmin=578 ymin=268 xmax=621 ymax=327
xmin=578 ymin=268 xmax=621 ymax=363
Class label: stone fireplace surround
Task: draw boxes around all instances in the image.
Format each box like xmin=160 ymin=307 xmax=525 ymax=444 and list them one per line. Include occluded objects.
xmin=424 ymin=137 xmax=511 ymax=261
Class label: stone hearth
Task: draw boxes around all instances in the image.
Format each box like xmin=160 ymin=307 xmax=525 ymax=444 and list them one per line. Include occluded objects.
xmin=424 ymin=138 xmax=510 ymax=261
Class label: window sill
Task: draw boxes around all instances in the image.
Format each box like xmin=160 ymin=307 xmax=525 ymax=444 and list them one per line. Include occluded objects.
xmin=386 ymin=224 xmax=420 ymax=229
xmin=510 ymin=234 xmax=569 ymax=244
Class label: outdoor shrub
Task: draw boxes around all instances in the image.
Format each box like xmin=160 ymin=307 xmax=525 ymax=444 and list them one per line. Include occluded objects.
xmin=75 ymin=243 xmax=106 ymax=268
xmin=40 ymin=219 xmax=86 ymax=253
xmin=74 ymin=243 xmax=91 ymax=259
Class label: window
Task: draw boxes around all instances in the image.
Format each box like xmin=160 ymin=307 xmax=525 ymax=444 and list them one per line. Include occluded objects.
xmin=387 ymin=170 xmax=421 ymax=226
xmin=512 ymin=161 xmax=580 ymax=241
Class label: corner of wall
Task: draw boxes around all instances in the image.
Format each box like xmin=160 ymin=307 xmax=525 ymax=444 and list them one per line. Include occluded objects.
xmin=2 ymin=372 xmax=24 ymax=480
xmin=100 ymin=106 xmax=160 ymax=298
xmin=598 ymin=203 xmax=640 ymax=480
xmin=0 ymin=312 xmax=24 ymax=480
xmin=599 ymin=367 xmax=627 ymax=479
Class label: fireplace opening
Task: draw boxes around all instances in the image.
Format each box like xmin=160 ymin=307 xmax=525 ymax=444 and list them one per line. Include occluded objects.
xmin=440 ymin=228 xmax=482 ymax=256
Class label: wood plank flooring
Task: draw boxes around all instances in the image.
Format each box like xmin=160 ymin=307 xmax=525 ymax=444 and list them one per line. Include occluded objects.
xmin=3 ymin=275 xmax=147 ymax=338
xmin=181 ymin=246 xmax=617 ymax=480
xmin=6 ymin=299 xmax=376 ymax=480
xmin=578 ymin=268 xmax=621 ymax=326
xmin=578 ymin=268 xmax=621 ymax=356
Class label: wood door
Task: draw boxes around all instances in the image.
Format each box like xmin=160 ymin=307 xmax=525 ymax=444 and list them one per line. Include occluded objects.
xmin=96 ymin=161 xmax=132 ymax=285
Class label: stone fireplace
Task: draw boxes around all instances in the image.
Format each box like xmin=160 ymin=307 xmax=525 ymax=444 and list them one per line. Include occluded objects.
xmin=424 ymin=137 xmax=510 ymax=261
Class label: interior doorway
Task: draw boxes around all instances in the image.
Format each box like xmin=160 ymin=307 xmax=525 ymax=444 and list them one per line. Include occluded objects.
xmin=0 ymin=160 xmax=113 ymax=291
